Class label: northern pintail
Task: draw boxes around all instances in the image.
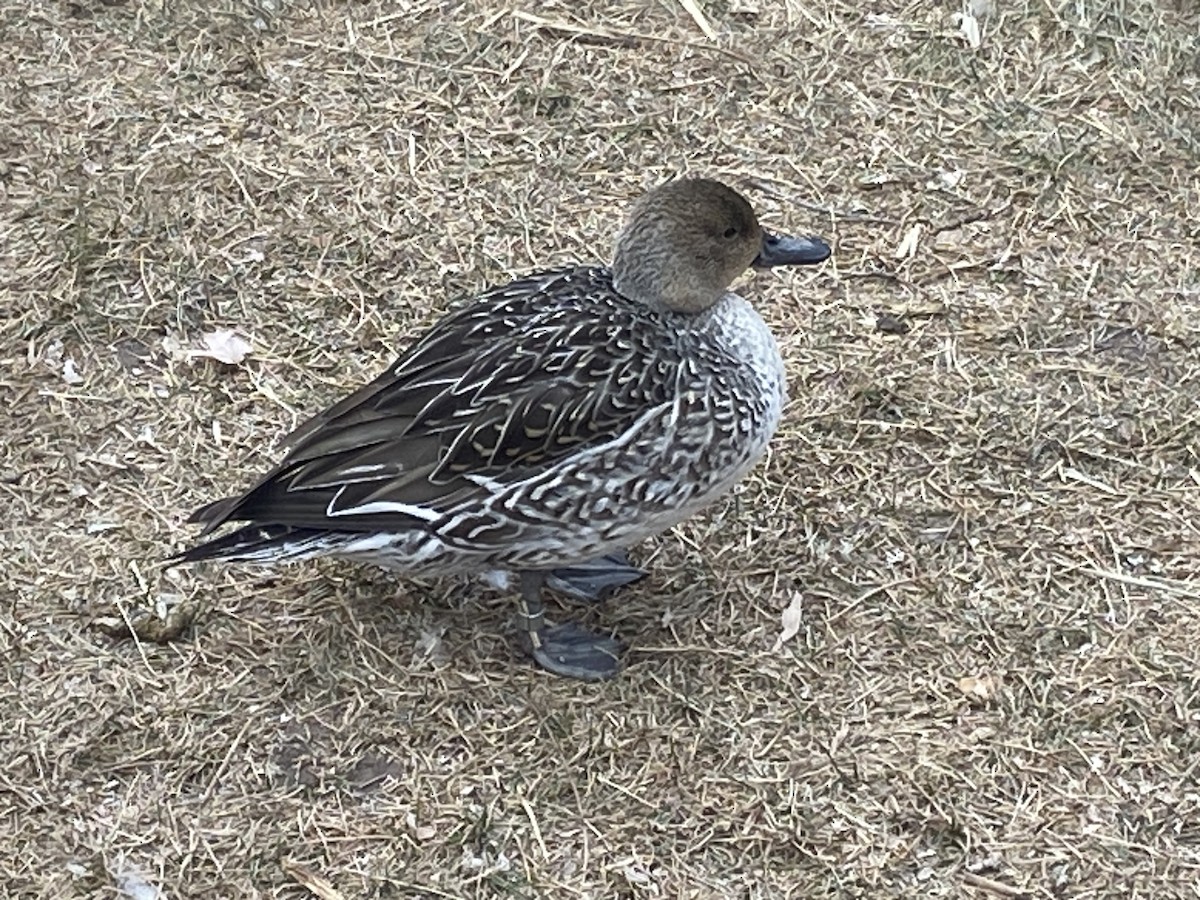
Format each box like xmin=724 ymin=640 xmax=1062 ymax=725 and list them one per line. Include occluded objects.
xmin=177 ymin=178 xmax=831 ymax=680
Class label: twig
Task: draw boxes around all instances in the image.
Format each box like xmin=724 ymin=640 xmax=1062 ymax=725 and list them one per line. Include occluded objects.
xmin=676 ymin=0 xmax=718 ymax=40
xmin=520 ymin=797 xmax=549 ymax=859
xmin=200 ymin=717 xmax=254 ymax=806
xmin=511 ymin=10 xmax=752 ymax=65
xmin=596 ymin=774 xmax=658 ymax=811
xmin=1074 ymin=564 xmax=1200 ymax=600
xmin=963 ymin=872 xmax=1030 ymax=898
xmin=825 ymin=578 xmax=917 ymax=626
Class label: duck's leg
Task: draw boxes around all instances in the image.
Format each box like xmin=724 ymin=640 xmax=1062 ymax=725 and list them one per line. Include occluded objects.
xmin=516 ymin=571 xmax=626 ymax=681
xmin=545 ymin=550 xmax=648 ymax=604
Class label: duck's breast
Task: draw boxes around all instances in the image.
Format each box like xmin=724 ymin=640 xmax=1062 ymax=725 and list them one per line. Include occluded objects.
xmin=634 ymin=292 xmax=786 ymax=522
xmin=697 ymin=291 xmax=787 ymax=455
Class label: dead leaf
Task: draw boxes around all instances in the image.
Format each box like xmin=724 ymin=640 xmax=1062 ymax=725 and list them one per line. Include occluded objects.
xmin=406 ymin=811 xmax=437 ymax=841
xmin=191 ymin=330 xmax=253 ymax=365
xmin=957 ymin=7 xmax=983 ymax=49
xmin=957 ymin=674 xmax=1000 ymax=701
xmin=895 ymin=224 xmax=922 ymax=259
xmin=281 ymin=860 xmax=345 ymax=900
xmin=113 ymin=866 xmax=161 ymax=900
xmin=62 ymin=358 xmax=84 ymax=385
xmin=92 ymin=599 xmax=198 ymax=644
xmin=968 ymin=0 xmax=994 ymax=19
xmin=928 ymin=168 xmax=967 ymax=191
xmin=772 ymin=592 xmax=804 ymax=652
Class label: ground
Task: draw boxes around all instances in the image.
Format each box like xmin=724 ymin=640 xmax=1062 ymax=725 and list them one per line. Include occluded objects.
xmin=3 ymin=0 xmax=1199 ymax=898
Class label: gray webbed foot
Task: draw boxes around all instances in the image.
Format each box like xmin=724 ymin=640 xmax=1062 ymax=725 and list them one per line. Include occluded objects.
xmin=526 ymin=623 xmax=625 ymax=681
xmin=546 ymin=550 xmax=647 ymax=604
xmin=517 ymin=571 xmax=626 ymax=681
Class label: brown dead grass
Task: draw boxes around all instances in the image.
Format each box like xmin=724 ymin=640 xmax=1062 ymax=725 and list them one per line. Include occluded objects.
xmin=3 ymin=0 xmax=1200 ymax=897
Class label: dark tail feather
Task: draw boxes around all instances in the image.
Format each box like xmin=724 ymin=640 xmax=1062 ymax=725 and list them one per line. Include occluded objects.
xmin=187 ymin=495 xmax=246 ymax=532
xmin=170 ymin=524 xmax=335 ymax=564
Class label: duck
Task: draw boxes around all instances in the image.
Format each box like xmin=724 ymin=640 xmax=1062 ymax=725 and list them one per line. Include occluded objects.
xmin=175 ymin=178 xmax=831 ymax=681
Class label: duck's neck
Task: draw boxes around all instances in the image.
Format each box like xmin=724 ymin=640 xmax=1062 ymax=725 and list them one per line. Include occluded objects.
xmin=610 ymin=261 xmax=724 ymax=315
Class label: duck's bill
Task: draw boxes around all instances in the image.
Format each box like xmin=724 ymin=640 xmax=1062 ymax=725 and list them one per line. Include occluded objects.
xmin=753 ymin=232 xmax=831 ymax=268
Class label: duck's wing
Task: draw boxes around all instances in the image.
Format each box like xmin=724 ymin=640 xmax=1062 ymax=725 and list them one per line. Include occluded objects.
xmin=189 ymin=267 xmax=679 ymax=538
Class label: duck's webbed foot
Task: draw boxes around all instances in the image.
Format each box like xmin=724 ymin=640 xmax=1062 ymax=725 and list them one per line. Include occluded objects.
xmin=516 ymin=572 xmax=625 ymax=681
xmin=545 ymin=550 xmax=647 ymax=604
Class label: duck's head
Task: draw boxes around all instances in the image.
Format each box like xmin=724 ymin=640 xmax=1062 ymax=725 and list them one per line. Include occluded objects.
xmin=611 ymin=177 xmax=830 ymax=314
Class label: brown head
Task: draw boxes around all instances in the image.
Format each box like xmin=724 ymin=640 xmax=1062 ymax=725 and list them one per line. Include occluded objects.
xmin=610 ymin=178 xmax=830 ymax=314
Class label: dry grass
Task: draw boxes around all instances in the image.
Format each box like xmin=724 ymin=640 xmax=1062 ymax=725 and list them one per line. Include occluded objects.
xmin=3 ymin=0 xmax=1200 ymax=897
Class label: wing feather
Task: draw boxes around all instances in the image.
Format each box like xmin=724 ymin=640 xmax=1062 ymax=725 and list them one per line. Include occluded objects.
xmin=190 ymin=267 xmax=684 ymax=538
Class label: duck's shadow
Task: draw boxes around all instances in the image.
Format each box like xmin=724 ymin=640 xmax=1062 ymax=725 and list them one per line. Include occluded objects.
xmin=271 ymin=552 xmax=736 ymax=682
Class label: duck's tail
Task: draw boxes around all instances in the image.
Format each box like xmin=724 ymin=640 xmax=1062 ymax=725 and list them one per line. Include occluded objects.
xmin=170 ymin=524 xmax=348 ymax=565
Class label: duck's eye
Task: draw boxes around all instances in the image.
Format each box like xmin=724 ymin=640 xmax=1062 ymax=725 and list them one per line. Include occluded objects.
xmin=723 ymin=227 xmax=738 ymax=239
